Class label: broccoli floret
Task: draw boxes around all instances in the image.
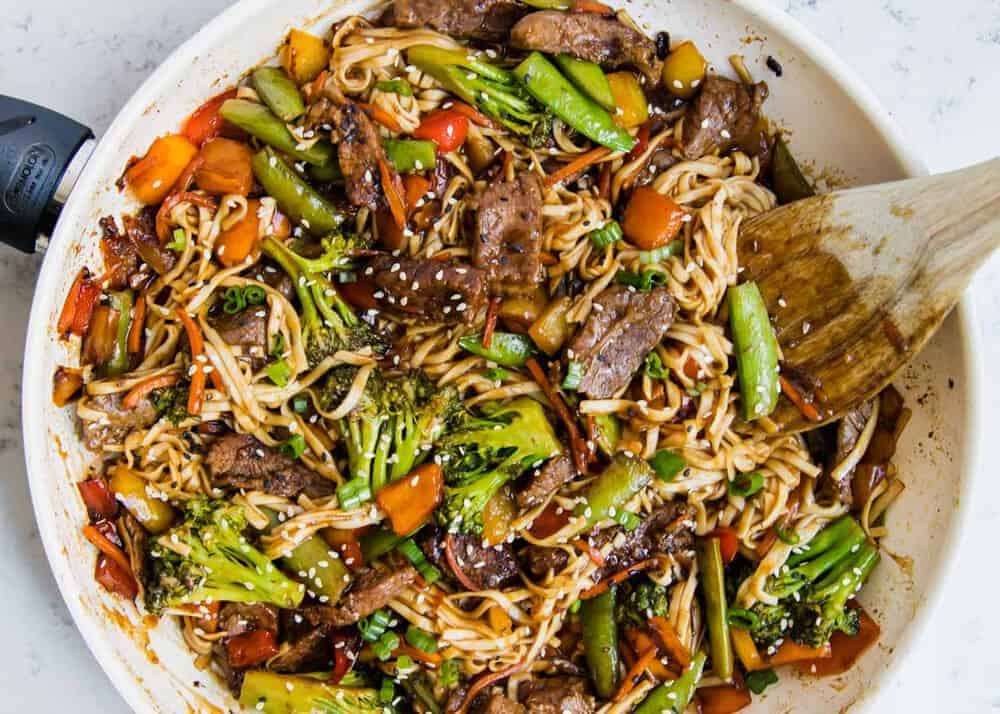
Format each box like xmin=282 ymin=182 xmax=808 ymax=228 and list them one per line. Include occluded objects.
xmin=745 ymin=516 xmax=879 ymax=651
xmin=435 ymin=397 xmax=561 ymax=535
xmin=152 ymin=385 xmax=190 ymax=426
xmin=408 ymin=45 xmax=552 ymax=147
xmin=144 ymin=498 xmax=305 ymax=614
xmin=239 ymin=671 xmax=382 ymax=714
xmin=616 ymin=577 xmax=671 ymax=628
xmin=262 ymin=235 xmax=384 ymax=366
xmin=320 ymin=366 xmax=461 ymax=495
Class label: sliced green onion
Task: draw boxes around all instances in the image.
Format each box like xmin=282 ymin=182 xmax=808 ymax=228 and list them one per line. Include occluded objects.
xmin=223 ymin=286 xmax=246 ymax=314
xmin=373 ymin=631 xmax=400 ymax=661
xmin=439 ymin=659 xmax=460 ymax=687
xmin=649 ymin=450 xmax=685 ymax=482
xmin=615 ymin=269 xmax=667 ymax=292
xmin=378 ymin=678 xmax=395 ymax=703
xmin=613 ymin=509 xmax=642 ymax=531
xmin=397 ymin=538 xmax=443 ymax=584
xmin=265 ymin=358 xmax=292 ymax=387
xmin=375 ymin=79 xmax=414 ymax=96
xmin=745 ymin=668 xmax=779 ymax=695
xmin=483 ymin=367 xmax=509 ymax=382
xmin=279 ymin=433 xmax=306 ymax=459
xmin=638 ymin=239 xmax=683 ymax=264
xmin=727 ymin=608 xmax=761 ymax=630
xmin=166 ymin=228 xmax=187 ymax=252
xmin=569 ymin=600 xmax=582 ymax=614
xmin=588 ymin=220 xmax=623 ymax=250
xmin=292 ymin=395 xmax=309 ymax=413
xmin=777 ymin=525 xmax=800 ymax=545
xmin=405 ymin=625 xmax=439 ymax=654
xmin=270 ymin=332 xmax=286 ymax=358
xmin=396 ymin=655 xmax=415 ymax=672
xmin=359 ymin=609 xmax=392 ymax=642
xmin=562 ymin=360 xmax=585 ymax=390
xmin=644 ymin=351 xmax=668 ymax=379
xmin=729 ymin=471 xmax=764 ymax=498
xmin=337 ymin=476 xmax=372 ymax=509
xmin=244 ymin=285 xmax=267 ymax=305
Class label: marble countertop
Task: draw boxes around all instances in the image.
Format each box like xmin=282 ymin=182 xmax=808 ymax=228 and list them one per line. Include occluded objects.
xmin=1 ymin=0 xmax=997 ymax=710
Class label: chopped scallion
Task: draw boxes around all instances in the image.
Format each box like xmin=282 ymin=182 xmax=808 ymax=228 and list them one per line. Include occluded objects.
xmin=728 ymin=471 xmax=764 ymax=498
xmin=649 ymin=449 xmax=685 ymax=482
xmin=562 ymin=360 xmax=585 ymax=390
xmin=405 ymin=625 xmax=439 ymax=654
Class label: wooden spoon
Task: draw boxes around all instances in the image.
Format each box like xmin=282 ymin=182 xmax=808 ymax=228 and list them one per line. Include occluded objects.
xmin=738 ymin=157 xmax=999 ymax=433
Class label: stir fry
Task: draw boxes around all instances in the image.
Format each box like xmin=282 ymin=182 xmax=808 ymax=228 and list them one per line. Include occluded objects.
xmin=53 ymin=2 xmax=909 ymax=712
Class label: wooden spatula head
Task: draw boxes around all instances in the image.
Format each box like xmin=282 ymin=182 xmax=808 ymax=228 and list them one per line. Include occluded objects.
xmin=738 ymin=158 xmax=1000 ymax=433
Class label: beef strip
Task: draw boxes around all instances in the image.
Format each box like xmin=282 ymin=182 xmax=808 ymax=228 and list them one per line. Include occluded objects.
xmin=393 ymin=0 xmax=526 ymax=42
xmin=516 ymin=454 xmax=575 ymax=510
xmin=122 ymin=206 xmax=177 ymax=276
xmin=219 ymin=602 xmax=279 ymax=639
xmin=330 ymin=102 xmax=395 ymax=211
xmin=270 ymin=625 xmax=336 ymax=673
xmin=522 ymin=501 xmax=696 ymax=579
xmin=304 ymin=565 xmax=417 ymax=626
xmin=818 ymin=399 xmax=875 ymax=506
xmin=681 ymin=75 xmax=769 ymax=160
xmin=208 ymin=308 xmax=267 ymax=356
xmin=566 ymin=284 xmax=676 ymax=399
xmin=81 ymin=392 xmax=159 ymax=451
xmin=244 ymin=258 xmax=295 ymax=302
xmin=420 ymin=528 xmax=520 ymax=590
xmin=522 ymin=677 xmax=596 ymax=714
xmin=479 ymin=694 xmax=526 ymax=714
xmin=214 ymin=645 xmax=246 ymax=695
xmin=510 ymin=11 xmax=662 ymax=84
xmin=205 ymin=433 xmax=335 ymax=498
xmin=470 ymin=173 xmax=544 ymax=296
xmin=369 ymin=254 xmax=488 ymax=324
xmin=99 ymin=216 xmax=141 ymax=290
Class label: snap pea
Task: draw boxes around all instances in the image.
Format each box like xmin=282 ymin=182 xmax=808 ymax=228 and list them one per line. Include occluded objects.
xmin=106 ymin=290 xmax=134 ymax=377
xmin=592 ymin=414 xmax=621 ymax=457
xmin=252 ymin=67 xmax=306 ymax=122
xmin=384 ymin=139 xmax=437 ymax=173
xmin=770 ymin=136 xmax=815 ymax=205
xmin=574 ymin=454 xmax=654 ymax=528
xmin=727 ymin=281 xmax=779 ymax=421
xmin=308 ymin=160 xmax=343 ymax=184
xmin=220 ymin=98 xmax=335 ymax=166
xmin=581 ymin=587 xmax=620 ymax=698
xmin=696 ymin=537 xmax=733 ymax=681
xmin=513 ymin=52 xmax=636 ymax=153
xmin=459 ymin=331 xmax=536 ymax=367
xmin=633 ymin=651 xmax=707 ymax=714
xmin=554 ymin=54 xmax=617 ymax=110
xmin=252 ymin=147 xmax=344 ymax=235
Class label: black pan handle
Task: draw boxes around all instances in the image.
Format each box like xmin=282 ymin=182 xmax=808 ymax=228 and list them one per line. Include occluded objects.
xmin=0 ymin=95 xmax=94 ymax=253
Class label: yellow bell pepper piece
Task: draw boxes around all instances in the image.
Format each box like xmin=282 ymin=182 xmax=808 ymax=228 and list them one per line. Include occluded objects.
xmin=662 ymin=41 xmax=708 ymax=99
xmin=607 ymin=71 xmax=648 ymax=128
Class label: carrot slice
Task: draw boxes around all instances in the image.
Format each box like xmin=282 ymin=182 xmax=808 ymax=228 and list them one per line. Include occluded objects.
xmin=123 ymin=373 xmax=182 ymax=409
xmin=544 ymin=146 xmax=611 ymax=188
xmin=357 ymin=102 xmax=403 ymax=133
xmin=393 ymin=642 xmax=444 ymax=665
xmin=375 ymin=463 xmax=443 ymax=535
xmin=176 ymin=309 xmax=208 ymax=415
xmin=83 ymin=524 xmax=137 ymax=585
xmin=450 ymin=102 xmax=496 ymax=128
xmin=58 ymin=269 xmax=88 ymax=336
xmin=614 ymin=647 xmax=657 ymax=701
xmin=379 ymin=159 xmax=407 ymax=231
xmin=481 ymin=297 xmax=502 ymax=350
xmin=780 ymin=375 xmax=822 ymax=422
xmin=572 ymin=0 xmax=614 ymax=14
xmin=648 ymin=616 xmax=691 ymax=668
xmin=581 ymin=557 xmax=668 ymax=599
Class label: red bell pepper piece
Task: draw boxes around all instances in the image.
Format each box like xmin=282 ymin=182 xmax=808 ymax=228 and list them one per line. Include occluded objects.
xmin=183 ymin=89 xmax=239 ymax=147
xmin=227 ymin=629 xmax=280 ymax=669
xmin=413 ymin=110 xmax=470 ymax=153
xmin=78 ymin=479 xmax=119 ymax=522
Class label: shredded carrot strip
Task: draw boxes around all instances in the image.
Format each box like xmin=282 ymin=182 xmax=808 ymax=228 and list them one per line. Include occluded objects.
xmin=581 ymin=557 xmax=667 ymax=599
xmin=357 ymin=102 xmax=403 ymax=133
xmin=544 ymin=146 xmax=611 ymax=188
xmin=379 ymin=159 xmax=408 ymax=231
xmin=458 ymin=663 xmax=525 ymax=714
xmin=444 ymin=533 xmax=481 ymax=592
xmin=58 ymin=269 xmax=88 ymax=335
xmin=123 ymin=373 xmax=182 ymax=409
xmin=573 ymin=0 xmax=615 ymax=14
xmin=482 ymin=297 xmax=502 ymax=350
xmin=83 ymin=524 xmax=137 ymax=584
xmin=615 ymin=647 xmax=657 ymax=701
xmin=649 ymin=616 xmax=691 ymax=668
xmin=176 ymin=309 xmax=208 ymax=415
xmin=572 ymin=538 xmax=605 ymax=567
xmin=128 ymin=294 xmax=147 ymax=355
xmin=393 ymin=642 xmax=444 ymax=665
xmin=780 ymin=375 xmax=822 ymax=422
xmin=451 ymin=102 xmax=496 ymax=128
xmin=525 ymin=358 xmax=589 ymax=474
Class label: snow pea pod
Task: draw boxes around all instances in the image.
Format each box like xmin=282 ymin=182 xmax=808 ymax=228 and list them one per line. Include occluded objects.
xmin=252 ymin=147 xmax=343 ymax=235
xmin=633 ymin=652 xmax=707 ymax=714
xmin=554 ymin=54 xmax=616 ymax=110
xmin=727 ymin=281 xmax=779 ymax=420
xmin=105 ymin=290 xmax=134 ymax=377
xmin=384 ymin=139 xmax=437 ymax=173
xmin=581 ymin=587 xmax=620 ymax=698
xmin=251 ymin=67 xmax=306 ymax=122
xmin=696 ymin=537 xmax=733 ymax=681
xmin=220 ymin=99 xmax=335 ymax=166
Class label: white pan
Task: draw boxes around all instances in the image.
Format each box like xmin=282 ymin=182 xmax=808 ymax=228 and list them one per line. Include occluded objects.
xmin=8 ymin=0 xmax=982 ymax=711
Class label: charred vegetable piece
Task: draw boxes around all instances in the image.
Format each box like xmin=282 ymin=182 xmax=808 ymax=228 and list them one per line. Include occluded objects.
xmin=513 ymin=52 xmax=636 ymax=153
xmin=727 ymin=281 xmax=780 ymax=420
xmin=696 ymin=537 xmax=733 ymax=680
xmin=252 ymin=148 xmax=343 ymax=235
xmin=554 ymin=54 xmax=616 ymax=110
xmin=581 ymin=587 xmax=620 ymax=698
xmin=252 ymin=66 xmax=306 ymax=122
xmin=220 ymin=99 xmax=335 ymax=166
xmin=770 ymin=135 xmax=815 ymax=204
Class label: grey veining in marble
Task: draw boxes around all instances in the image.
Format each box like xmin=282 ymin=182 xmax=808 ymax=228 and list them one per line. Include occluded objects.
xmin=0 ymin=0 xmax=998 ymax=711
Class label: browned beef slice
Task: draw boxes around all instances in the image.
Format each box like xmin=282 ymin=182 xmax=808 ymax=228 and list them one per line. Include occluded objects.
xmin=270 ymin=624 xmax=335 ymax=673
xmin=244 ymin=258 xmax=295 ymax=302
xmin=393 ymin=0 xmax=526 ymax=41
xmin=522 ymin=677 xmax=595 ymax=714
xmin=523 ymin=502 xmax=695 ymax=579
xmin=81 ymin=392 xmax=159 ymax=450
xmin=818 ymin=399 xmax=875 ymax=506
xmin=206 ymin=433 xmax=335 ymax=498
xmin=420 ymin=529 xmax=520 ymax=590
xmin=369 ymin=254 xmax=487 ymax=324
xmin=305 ymin=565 xmax=417 ymax=626
xmin=99 ymin=216 xmax=141 ymax=289
xmin=123 ymin=206 xmax=177 ymax=276
xmin=516 ymin=454 xmax=575 ymax=510
xmin=209 ymin=308 xmax=267 ymax=354
xmin=510 ymin=11 xmax=662 ymax=84
xmin=219 ymin=602 xmax=279 ymax=639
xmin=681 ymin=76 xmax=769 ymax=160
xmin=471 ymin=173 xmax=544 ymax=295
xmin=567 ymin=285 xmax=676 ymax=399
xmin=479 ymin=693 xmax=526 ymax=714
xmin=214 ymin=645 xmax=246 ymax=694
xmin=331 ymin=102 xmax=392 ymax=210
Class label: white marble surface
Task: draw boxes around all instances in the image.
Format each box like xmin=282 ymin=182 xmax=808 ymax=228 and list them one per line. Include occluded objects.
xmin=0 ymin=0 xmax=998 ymax=711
